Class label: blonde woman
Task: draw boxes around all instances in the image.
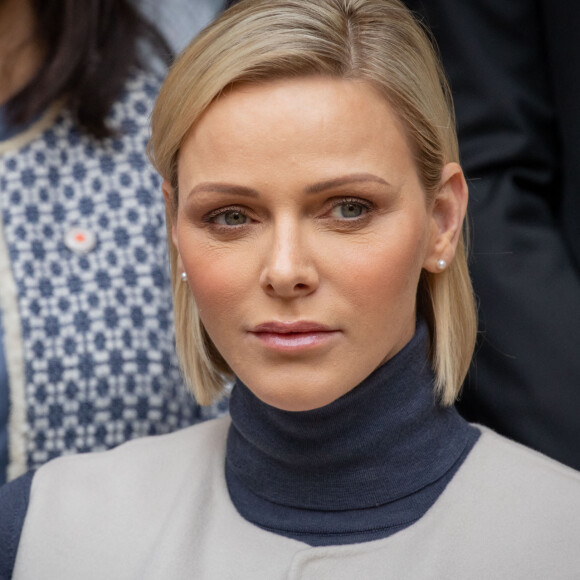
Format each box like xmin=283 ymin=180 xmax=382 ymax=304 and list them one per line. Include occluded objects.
xmin=2 ymin=0 xmax=580 ymax=577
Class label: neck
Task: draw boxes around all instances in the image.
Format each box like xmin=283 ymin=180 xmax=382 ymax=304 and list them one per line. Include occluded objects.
xmin=225 ymin=320 xmax=479 ymax=545
xmin=0 ymin=0 xmax=43 ymax=106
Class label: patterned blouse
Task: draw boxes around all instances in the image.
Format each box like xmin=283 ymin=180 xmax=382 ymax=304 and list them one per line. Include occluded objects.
xmin=0 ymin=69 xmax=221 ymax=483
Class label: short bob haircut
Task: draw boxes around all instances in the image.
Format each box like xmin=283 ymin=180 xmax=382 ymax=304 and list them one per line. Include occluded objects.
xmin=149 ymin=0 xmax=477 ymax=407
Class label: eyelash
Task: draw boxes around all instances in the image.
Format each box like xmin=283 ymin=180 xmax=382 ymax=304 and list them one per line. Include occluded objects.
xmin=202 ymin=205 xmax=252 ymax=227
xmin=327 ymin=197 xmax=373 ymax=220
xmin=201 ymin=197 xmax=374 ymax=229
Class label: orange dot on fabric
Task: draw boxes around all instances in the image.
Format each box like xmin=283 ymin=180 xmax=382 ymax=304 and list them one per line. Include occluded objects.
xmin=75 ymin=234 xmax=86 ymax=242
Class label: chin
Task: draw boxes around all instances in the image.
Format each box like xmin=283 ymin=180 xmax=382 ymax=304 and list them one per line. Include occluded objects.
xmin=251 ymin=382 xmax=348 ymax=412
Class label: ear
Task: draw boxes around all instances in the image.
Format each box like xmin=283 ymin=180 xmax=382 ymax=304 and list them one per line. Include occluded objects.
xmin=423 ymin=162 xmax=468 ymax=273
xmin=162 ymin=179 xmax=179 ymax=250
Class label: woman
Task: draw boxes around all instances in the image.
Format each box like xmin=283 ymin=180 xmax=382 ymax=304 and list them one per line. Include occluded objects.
xmin=2 ymin=0 xmax=580 ymax=577
xmin=0 ymin=0 xmax=214 ymax=487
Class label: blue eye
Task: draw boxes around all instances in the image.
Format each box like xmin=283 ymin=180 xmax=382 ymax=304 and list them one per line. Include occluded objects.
xmin=332 ymin=201 xmax=366 ymax=219
xmin=214 ymin=210 xmax=247 ymax=226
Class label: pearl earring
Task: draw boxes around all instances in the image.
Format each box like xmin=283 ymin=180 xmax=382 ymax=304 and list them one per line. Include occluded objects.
xmin=437 ymin=259 xmax=447 ymax=271
xmin=180 ymin=271 xmax=188 ymax=282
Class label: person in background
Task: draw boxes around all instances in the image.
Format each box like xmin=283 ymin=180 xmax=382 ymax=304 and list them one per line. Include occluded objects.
xmin=404 ymin=0 xmax=580 ymax=470
xmin=140 ymin=0 xmax=225 ymax=55
xmin=0 ymin=0 xmax=222 ymax=487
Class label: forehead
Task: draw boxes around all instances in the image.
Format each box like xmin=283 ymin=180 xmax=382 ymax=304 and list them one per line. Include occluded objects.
xmin=178 ymin=76 xmax=415 ymax=187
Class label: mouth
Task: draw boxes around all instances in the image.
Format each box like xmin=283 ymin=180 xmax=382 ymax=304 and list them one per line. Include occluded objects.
xmin=249 ymin=321 xmax=340 ymax=352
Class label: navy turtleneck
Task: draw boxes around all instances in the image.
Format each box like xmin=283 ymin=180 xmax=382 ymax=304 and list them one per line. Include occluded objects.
xmin=226 ymin=320 xmax=480 ymax=546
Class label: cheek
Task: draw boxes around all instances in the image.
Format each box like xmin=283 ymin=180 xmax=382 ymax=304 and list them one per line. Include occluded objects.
xmin=179 ymin=241 xmax=252 ymax=323
xmin=331 ymin=230 xmax=426 ymax=307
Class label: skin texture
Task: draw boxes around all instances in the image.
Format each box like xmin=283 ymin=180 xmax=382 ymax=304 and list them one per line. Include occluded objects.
xmin=167 ymin=77 xmax=467 ymax=411
xmin=0 ymin=0 xmax=42 ymax=105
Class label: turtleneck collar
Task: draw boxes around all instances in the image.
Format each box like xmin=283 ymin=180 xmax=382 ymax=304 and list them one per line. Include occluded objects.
xmin=226 ymin=320 xmax=479 ymax=544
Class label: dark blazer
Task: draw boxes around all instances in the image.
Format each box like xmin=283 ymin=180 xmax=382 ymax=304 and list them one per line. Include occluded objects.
xmin=404 ymin=0 xmax=580 ymax=469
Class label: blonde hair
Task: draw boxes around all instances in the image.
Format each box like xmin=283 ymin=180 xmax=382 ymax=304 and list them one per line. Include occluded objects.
xmin=149 ymin=0 xmax=477 ymax=406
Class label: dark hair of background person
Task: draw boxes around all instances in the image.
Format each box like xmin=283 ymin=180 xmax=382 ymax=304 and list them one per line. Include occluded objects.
xmin=3 ymin=0 xmax=172 ymax=138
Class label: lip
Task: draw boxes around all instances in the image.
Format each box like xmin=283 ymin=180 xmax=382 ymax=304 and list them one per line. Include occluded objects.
xmin=252 ymin=321 xmax=333 ymax=333
xmin=249 ymin=321 xmax=339 ymax=352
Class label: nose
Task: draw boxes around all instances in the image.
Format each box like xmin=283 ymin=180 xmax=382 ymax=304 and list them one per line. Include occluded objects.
xmin=259 ymin=220 xmax=319 ymax=299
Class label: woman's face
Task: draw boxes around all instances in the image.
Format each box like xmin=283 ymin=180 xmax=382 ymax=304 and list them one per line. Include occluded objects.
xmin=172 ymin=77 xmax=448 ymax=411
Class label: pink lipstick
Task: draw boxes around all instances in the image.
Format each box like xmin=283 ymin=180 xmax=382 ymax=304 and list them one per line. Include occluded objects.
xmin=250 ymin=321 xmax=339 ymax=352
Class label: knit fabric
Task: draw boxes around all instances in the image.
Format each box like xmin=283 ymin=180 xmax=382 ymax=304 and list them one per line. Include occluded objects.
xmin=0 ymin=308 xmax=8 ymax=486
xmin=0 ymin=470 xmax=33 ymax=579
xmin=0 ymin=69 xmax=221 ymax=480
xmin=226 ymin=321 xmax=480 ymax=545
xmin=6 ymin=418 xmax=580 ymax=579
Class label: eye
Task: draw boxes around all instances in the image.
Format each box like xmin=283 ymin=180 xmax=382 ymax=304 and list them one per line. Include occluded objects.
xmin=212 ymin=209 xmax=248 ymax=226
xmin=330 ymin=200 xmax=368 ymax=219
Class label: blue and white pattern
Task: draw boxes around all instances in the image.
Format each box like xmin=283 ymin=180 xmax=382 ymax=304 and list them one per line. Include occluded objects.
xmin=0 ymin=70 xmax=215 ymax=477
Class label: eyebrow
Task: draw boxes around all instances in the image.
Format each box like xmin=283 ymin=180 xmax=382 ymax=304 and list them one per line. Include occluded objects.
xmin=304 ymin=173 xmax=391 ymax=194
xmin=186 ymin=173 xmax=391 ymax=200
xmin=186 ymin=183 xmax=259 ymax=200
